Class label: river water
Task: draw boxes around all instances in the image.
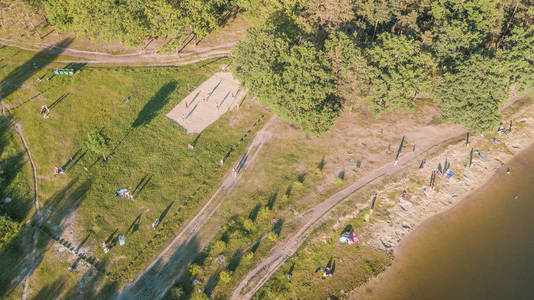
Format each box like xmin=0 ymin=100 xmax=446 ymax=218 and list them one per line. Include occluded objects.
xmin=358 ymin=144 xmax=534 ymax=299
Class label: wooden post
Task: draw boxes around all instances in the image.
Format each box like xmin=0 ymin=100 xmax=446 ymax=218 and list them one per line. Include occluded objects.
xmin=395 ymin=136 xmax=405 ymax=165
xmin=469 ymin=148 xmax=473 ymax=168
xmin=466 ymin=132 xmax=470 ymax=146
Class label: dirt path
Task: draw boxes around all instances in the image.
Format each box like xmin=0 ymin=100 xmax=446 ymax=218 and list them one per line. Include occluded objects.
xmin=116 ymin=117 xmax=275 ymax=300
xmin=0 ymin=37 xmax=233 ymax=66
xmin=230 ymin=126 xmax=468 ymax=300
xmin=8 ymin=119 xmax=40 ymax=300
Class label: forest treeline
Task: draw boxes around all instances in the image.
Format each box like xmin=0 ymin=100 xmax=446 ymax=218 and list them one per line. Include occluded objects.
xmin=37 ymin=0 xmax=238 ymax=47
xmin=15 ymin=0 xmax=534 ymax=136
xmin=232 ymin=0 xmax=534 ymax=136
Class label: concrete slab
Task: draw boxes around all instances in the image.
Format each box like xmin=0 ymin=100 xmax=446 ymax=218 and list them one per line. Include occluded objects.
xmin=166 ymin=72 xmax=245 ymax=134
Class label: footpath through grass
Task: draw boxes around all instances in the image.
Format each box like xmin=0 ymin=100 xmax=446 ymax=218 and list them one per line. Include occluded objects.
xmin=0 ymin=44 xmax=269 ymax=297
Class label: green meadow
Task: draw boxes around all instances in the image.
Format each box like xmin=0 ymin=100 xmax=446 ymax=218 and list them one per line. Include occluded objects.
xmin=0 ymin=44 xmax=268 ymax=297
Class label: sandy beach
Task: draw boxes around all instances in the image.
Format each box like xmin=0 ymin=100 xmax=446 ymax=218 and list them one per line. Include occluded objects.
xmin=347 ymin=99 xmax=534 ymax=298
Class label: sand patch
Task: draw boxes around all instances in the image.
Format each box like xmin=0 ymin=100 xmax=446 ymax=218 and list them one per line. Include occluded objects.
xmin=166 ymin=72 xmax=245 ymax=134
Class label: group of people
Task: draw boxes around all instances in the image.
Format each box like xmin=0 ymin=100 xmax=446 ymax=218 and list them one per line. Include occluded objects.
xmin=115 ymin=188 xmax=134 ymax=200
xmin=315 ymin=257 xmax=336 ymax=279
xmin=40 ymin=105 xmax=50 ymax=119
xmin=53 ymin=166 xmax=65 ymax=175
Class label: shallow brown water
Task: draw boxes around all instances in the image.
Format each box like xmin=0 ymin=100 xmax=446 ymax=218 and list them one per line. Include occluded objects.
xmin=358 ymin=144 xmax=534 ymax=300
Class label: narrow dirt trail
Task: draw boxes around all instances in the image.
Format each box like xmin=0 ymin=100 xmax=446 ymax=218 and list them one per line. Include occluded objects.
xmin=231 ymin=127 xmax=468 ymax=300
xmin=7 ymin=119 xmax=40 ymax=300
xmin=0 ymin=38 xmax=233 ymax=66
xmin=117 ymin=117 xmax=275 ymax=300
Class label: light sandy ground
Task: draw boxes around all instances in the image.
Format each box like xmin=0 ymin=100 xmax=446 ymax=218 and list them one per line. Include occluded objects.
xmin=348 ymin=105 xmax=534 ymax=299
xmin=358 ymin=107 xmax=534 ymax=254
xmin=166 ymin=72 xmax=245 ymax=134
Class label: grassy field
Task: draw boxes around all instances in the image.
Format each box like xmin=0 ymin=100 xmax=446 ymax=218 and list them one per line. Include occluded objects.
xmin=0 ymin=118 xmax=33 ymax=223
xmin=162 ymin=98 xmax=455 ymax=299
xmin=164 ymin=131 xmax=330 ymax=299
xmin=0 ymin=115 xmax=34 ymax=300
xmin=0 ymin=44 xmax=269 ymax=298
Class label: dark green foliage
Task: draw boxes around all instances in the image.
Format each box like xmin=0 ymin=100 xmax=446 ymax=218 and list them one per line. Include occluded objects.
xmin=324 ymin=32 xmax=370 ymax=107
xmin=499 ymin=24 xmax=534 ymax=91
xmin=0 ymin=214 xmax=21 ymax=248
xmin=233 ymin=0 xmax=529 ymax=135
xmin=366 ymin=33 xmax=436 ymax=113
xmin=43 ymin=0 xmax=235 ymax=46
xmin=232 ymin=29 xmax=340 ymax=136
xmin=435 ymin=54 xmax=508 ymax=133
xmin=427 ymin=0 xmax=499 ymax=65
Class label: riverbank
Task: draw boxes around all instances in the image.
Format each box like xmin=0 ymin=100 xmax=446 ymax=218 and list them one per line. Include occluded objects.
xmin=356 ymin=100 xmax=534 ymax=254
xmin=352 ymin=141 xmax=534 ymax=299
xmin=348 ymin=99 xmax=534 ymax=297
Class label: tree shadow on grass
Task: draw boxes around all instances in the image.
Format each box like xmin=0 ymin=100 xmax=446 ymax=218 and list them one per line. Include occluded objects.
xmin=0 ymin=38 xmax=73 ymax=100
xmin=126 ymin=214 xmax=142 ymax=235
xmin=131 ymin=81 xmax=177 ymax=128
xmin=203 ymin=271 xmax=220 ymax=297
xmin=117 ymin=234 xmax=201 ymax=299
xmin=0 ymin=119 xmax=33 ymax=221
xmin=0 ymin=178 xmax=93 ymax=299
xmin=0 ymin=152 xmax=29 ymax=217
xmin=158 ymin=201 xmax=174 ymax=225
xmin=30 ymin=276 xmax=67 ymax=300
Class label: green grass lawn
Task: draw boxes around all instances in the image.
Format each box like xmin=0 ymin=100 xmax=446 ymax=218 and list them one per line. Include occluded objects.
xmin=0 ymin=45 xmax=269 ymax=297
xmin=254 ymin=211 xmax=392 ymax=300
xmin=0 ymin=118 xmax=33 ymax=223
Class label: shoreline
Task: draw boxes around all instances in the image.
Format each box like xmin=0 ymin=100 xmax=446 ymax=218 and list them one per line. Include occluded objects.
xmin=394 ymin=140 xmax=534 ymax=255
xmin=348 ymin=103 xmax=534 ymax=297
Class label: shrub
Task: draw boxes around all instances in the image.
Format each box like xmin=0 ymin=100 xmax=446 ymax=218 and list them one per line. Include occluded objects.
xmin=218 ymin=270 xmax=232 ymax=285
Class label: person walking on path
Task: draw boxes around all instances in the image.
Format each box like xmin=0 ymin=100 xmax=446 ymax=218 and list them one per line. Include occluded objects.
xmin=152 ymin=218 xmax=160 ymax=230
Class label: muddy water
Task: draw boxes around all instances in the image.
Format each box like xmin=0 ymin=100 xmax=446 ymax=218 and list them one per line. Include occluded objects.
xmin=358 ymin=144 xmax=534 ymax=300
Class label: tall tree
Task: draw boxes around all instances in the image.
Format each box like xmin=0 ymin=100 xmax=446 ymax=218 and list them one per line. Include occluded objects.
xmin=354 ymin=0 xmax=400 ymax=41
xmin=324 ymin=32 xmax=370 ymax=108
xmin=277 ymin=42 xmax=339 ymax=136
xmin=499 ymin=20 xmax=534 ymax=92
xmin=298 ymin=0 xmax=355 ymax=41
xmin=231 ymin=28 xmax=289 ymax=101
xmin=366 ymin=33 xmax=436 ymax=114
xmin=427 ymin=0 xmax=499 ymax=66
xmin=434 ymin=54 xmax=508 ymax=133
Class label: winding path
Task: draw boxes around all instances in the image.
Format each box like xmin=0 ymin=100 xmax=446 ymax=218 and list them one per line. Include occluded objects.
xmin=7 ymin=118 xmax=40 ymax=300
xmin=230 ymin=126 xmax=467 ymax=299
xmin=0 ymin=38 xmax=233 ymax=66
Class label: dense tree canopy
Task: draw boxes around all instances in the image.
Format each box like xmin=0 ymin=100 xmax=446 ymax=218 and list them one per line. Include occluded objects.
xmin=232 ymin=29 xmax=339 ymax=136
xmin=232 ymin=0 xmax=534 ymax=135
xmin=37 ymin=0 xmax=534 ymax=135
xmin=366 ymin=33 xmax=436 ymax=113
xmin=499 ymin=24 xmax=534 ymax=92
xmin=435 ymin=55 xmax=508 ymax=133
xmin=43 ymin=0 xmax=236 ymax=46
xmin=0 ymin=214 xmax=20 ymax=248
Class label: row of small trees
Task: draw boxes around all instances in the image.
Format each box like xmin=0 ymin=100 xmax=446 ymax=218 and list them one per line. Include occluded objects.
xmin=231 ymin=0 xmax=534 ymax=136
xmin=41 ymin=0 xmax=237 ymax=47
